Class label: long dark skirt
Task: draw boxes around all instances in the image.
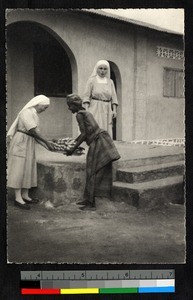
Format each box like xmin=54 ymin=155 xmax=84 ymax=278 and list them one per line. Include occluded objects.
xmin=84 ymin=131 xmax=120 ymax=205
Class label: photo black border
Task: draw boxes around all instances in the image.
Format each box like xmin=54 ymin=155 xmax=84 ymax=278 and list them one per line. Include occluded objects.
xmin=1 ymin=1 xmax=193 ymax=299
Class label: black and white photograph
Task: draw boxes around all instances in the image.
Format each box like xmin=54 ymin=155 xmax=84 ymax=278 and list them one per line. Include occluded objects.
xmin=6 ymin=8 xmax=185 ymax=264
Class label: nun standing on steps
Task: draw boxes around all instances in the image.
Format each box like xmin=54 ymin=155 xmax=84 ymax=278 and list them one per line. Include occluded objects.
xmin=83 ymin=60 xmax=118 ymax=138
xmin=7 ymin=95 xmax=54 ymax=210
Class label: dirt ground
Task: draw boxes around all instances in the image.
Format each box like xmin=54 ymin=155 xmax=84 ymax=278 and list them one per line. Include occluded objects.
xmin=7 ymin=197 xmax=185 ymax=264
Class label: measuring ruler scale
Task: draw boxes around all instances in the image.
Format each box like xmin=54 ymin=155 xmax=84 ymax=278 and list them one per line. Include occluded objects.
xmin=20 ymin=269 xmax=175 ymax=295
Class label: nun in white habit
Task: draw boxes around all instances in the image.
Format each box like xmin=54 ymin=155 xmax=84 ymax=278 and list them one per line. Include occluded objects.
xmin=83 ymin=60 xmax=118 ymax=138
xmin=7 ymin=95 xmax=54 ymax=209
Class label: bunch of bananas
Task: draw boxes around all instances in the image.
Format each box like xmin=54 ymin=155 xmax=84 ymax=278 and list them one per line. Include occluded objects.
xmin=51 ymin=137 xmax=85 ymax=155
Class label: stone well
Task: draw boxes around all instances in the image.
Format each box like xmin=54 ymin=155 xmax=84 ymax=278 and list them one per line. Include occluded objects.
xmin=34 ymin=142 xmax=184 ymax=207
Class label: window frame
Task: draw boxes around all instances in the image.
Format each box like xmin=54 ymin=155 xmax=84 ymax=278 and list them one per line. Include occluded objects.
xmin=163 ymin=67 xmax=184 ymax=99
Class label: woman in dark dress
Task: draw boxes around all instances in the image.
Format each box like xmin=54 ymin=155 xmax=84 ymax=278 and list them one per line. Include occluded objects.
xmin=66 ymin=94 xmax=120 ymax=211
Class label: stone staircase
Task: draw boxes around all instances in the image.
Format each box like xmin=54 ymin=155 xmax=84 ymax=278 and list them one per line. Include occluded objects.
xmin=112 ymin=156 xmax=185 ymax=209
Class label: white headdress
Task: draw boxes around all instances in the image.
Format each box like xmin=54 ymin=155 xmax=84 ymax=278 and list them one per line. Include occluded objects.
xmin=90 ymin=60 xmax=110 ymax=79
xmin=7 ymin=95 xmax=50 ymax=138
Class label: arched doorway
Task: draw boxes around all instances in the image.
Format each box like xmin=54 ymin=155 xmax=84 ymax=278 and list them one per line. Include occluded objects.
xmin=7 ymin=21 xmax=77 ymax=139
xmin=109 ymin=61 xmax=122 ymax=141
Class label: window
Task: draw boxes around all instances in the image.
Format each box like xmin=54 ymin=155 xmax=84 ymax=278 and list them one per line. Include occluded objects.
xmin=163 ymin=68 xmax=184 ymax=98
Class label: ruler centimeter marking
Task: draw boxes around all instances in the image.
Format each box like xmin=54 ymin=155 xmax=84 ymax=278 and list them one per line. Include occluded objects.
xmin=20 ymin=270 xmax=175 ymax=294
xmin=21 ymin=269 xmax=175 ymax=281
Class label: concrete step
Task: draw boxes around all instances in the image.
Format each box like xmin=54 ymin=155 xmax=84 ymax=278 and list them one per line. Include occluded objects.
xmin=113 ymin=175 xmax=184 ymax=209
xmin=117 ymin=161 xmax=185 ymax=183
xmin=114 ymin=153 xmax=184 ymax=170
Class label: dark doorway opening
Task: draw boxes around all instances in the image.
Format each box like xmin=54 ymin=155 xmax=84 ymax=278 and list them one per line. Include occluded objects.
xmin=34 ymin=28 xmax=72 ymax=97
xmin=110 ymin=66 xmax=117 ymax=140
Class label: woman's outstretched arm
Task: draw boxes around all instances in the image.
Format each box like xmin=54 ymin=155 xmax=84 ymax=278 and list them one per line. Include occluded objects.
xmin=29 ymin=128 xmax=55 ymax=151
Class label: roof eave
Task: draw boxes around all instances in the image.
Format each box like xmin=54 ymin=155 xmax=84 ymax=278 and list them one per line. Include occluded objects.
xmin=78 ymin=9 xmax=183 ymax=36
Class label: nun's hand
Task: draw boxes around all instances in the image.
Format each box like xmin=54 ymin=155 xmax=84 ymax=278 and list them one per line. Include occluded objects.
xmin=47 ymin=141 xmax=55 ymax=151
xmin=112 ymin=104 xmax=117 ymax=119
xmin=112 ymin=110 xmax=117 ymax=119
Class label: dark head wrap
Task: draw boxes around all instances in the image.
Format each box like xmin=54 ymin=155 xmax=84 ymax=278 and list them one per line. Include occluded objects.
xmin=66 ymin=94 xmax=83 ymax=109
